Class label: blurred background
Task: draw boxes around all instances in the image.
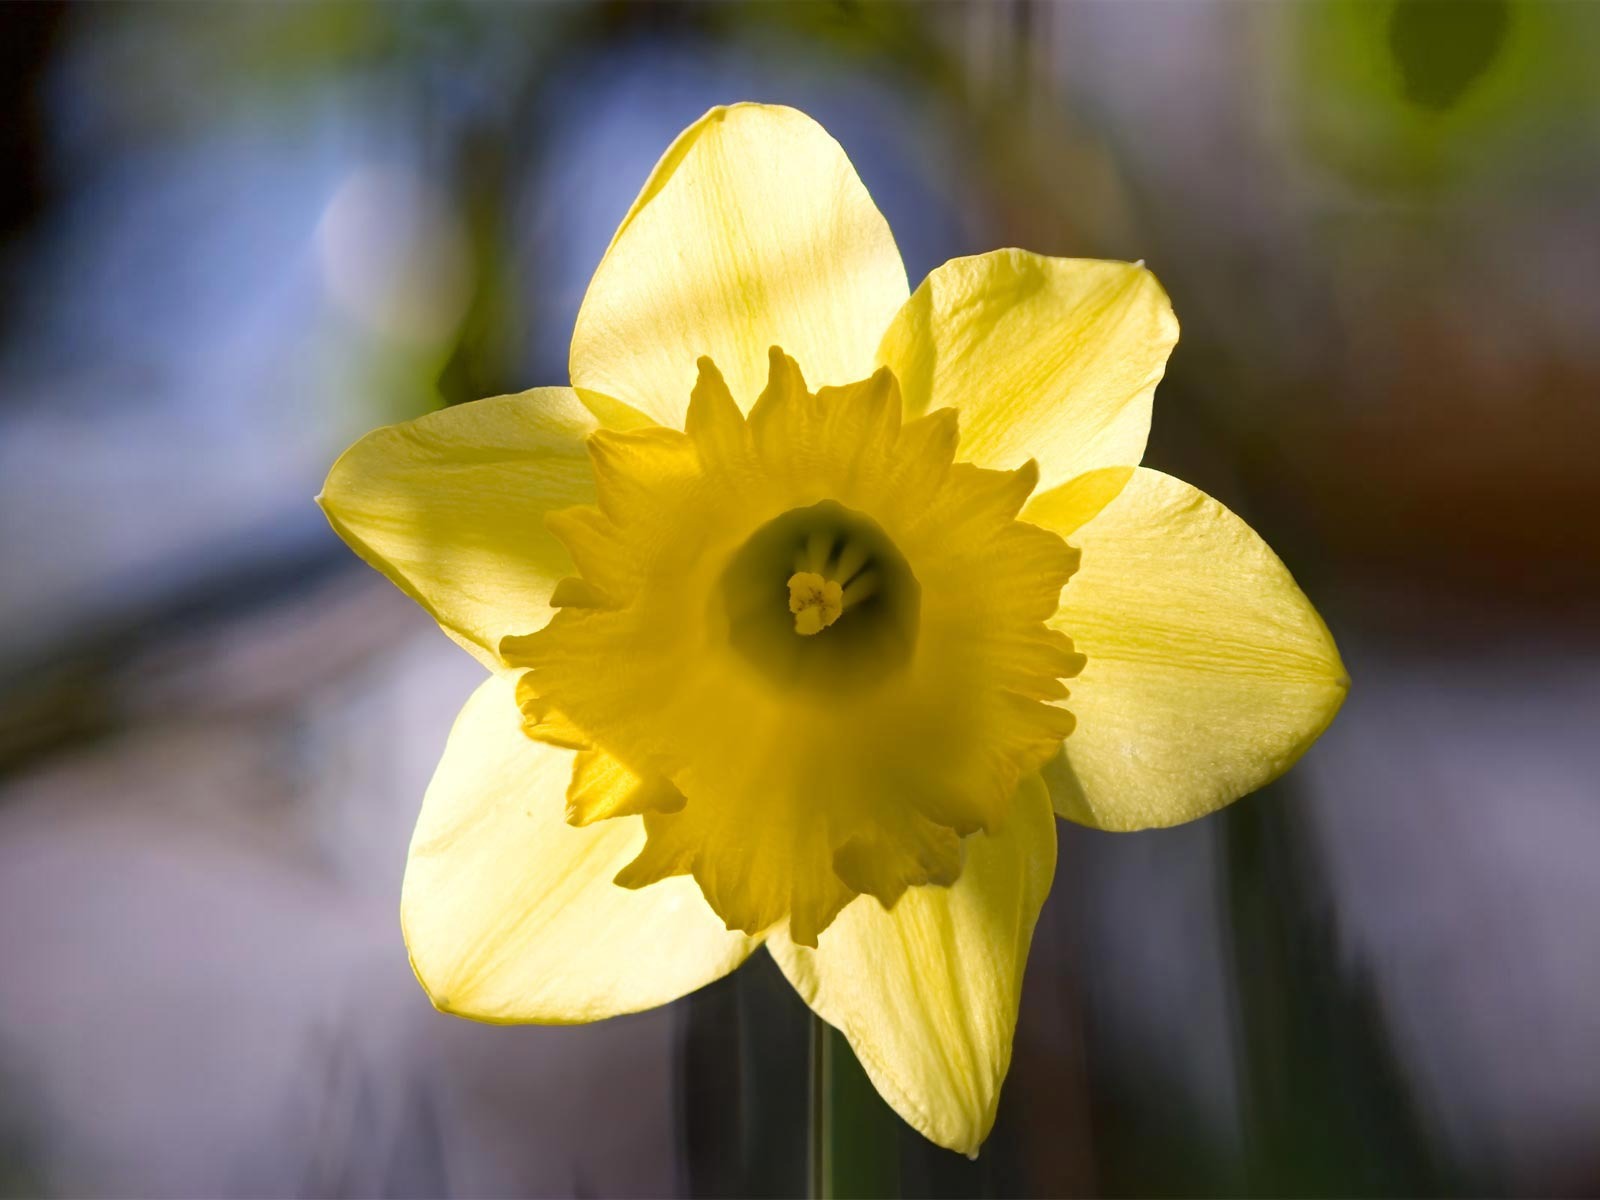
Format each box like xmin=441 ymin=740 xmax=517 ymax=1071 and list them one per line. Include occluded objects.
xmin=2 ymin=1 xmax=1598 ymax=1196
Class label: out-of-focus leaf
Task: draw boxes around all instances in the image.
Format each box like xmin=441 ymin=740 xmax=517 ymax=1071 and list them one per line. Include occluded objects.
xmin=1223 ymin=789 xmax=1468 ymax=1197
xmin=1388 ymin=0 xmax=1512 ymax=111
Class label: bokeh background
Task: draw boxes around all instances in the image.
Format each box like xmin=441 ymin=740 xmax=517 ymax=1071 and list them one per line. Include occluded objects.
xmin=2 ymin=1 xmax=1598 ymax=1196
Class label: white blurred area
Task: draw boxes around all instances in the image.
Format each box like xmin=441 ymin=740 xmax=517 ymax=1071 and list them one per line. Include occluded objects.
xmin=317 ymin=166 xmax=472 ymax=346
xmin=1302 ymin=639 xmax=1600 ymax=1191
xmin=0 ymin=125 xmax=467 ymax=663
xmin=0 ymin=578 xmax=686 ymax=1197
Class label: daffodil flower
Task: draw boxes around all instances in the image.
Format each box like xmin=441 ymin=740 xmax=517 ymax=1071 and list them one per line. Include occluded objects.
xmin=319 ymin=103 xmax=1347 ymax=1156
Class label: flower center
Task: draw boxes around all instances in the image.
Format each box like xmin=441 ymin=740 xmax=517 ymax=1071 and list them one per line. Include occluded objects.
xmin=786 ymin=572 xmax=843 ymax=635
xmin=719 ymin=499 xmax=919 ymax=693
xmin=512 ymin=350 xmax=1084 ymax=944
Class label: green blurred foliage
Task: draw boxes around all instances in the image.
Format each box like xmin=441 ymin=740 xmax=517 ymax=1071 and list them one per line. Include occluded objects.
xmin=1296 ymin=0 xmax=1600 ymax=188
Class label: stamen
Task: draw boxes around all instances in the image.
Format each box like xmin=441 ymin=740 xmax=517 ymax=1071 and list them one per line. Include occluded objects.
xmin=833 ymin=538 xmax=870 ymax=586
xmin=787 ymin=571 xmax=844 ymax=636
xmin=801 ymin=530 xmax=834 ymax=575
xmin=787 ymin=534 xmax=878 ymax=634
xmin=841 ymin=570 xmax=879 ymax=609
xmin=722 ymin=501 xmax=919 ymax=687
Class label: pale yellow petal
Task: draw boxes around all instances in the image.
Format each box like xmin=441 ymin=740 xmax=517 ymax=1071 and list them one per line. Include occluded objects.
xmin=1029 ymin=467 xmax=1348 ymax=830
xmin=769 ymin=775 xmax=1057 ymax=1157
xmin=401 ymin=672 xmax=757 ymax=1023
xmin=878 ymin=252 xmax=1177 ymax=490
xmin=571 ymin=103 xmax=909 ymax=426
xmin=318 ymin=388 xmax=599 ymax=668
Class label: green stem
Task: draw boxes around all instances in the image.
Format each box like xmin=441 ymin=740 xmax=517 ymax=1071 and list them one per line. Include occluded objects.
xmin=809 ymin=1010 xmax=829 ymax=1199
xmin=808 ymin=1012 xmax=901 ymax=1199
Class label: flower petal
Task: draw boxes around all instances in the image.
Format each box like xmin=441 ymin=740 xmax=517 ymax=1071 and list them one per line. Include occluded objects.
xmin=570 ymin=103 xmax=909 ymax=426
xmin=1029 ymin=467 xmax=1348 ymax=830
xmin=401 ymin=672 xmax=757 ymax=1023
xmin=768 ymin=774 xmax=1057 ymax=1157
xmin=877 ymin=252 xmax=1178 ymax=490
xmin=318 ymin=388 xmax=599 ymax=667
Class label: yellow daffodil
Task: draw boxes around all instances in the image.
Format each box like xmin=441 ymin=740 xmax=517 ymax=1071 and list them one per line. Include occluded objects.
xmin=319 ymin=103 xmax=1347 ymax=1156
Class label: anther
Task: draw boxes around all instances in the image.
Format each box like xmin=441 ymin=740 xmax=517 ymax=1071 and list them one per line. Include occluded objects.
xmin=787 ymin=571 xmax=844 ymax=636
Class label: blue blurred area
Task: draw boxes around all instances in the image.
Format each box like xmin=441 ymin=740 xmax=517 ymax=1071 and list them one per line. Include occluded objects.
xmin=2 ymin=3 xmax=1598 ymax=1197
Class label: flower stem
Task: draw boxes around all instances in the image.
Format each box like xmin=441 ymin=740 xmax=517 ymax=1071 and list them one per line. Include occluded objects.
xmin=809 ymin=1010 xmax=828 ymax=1199
xmin=808 ymin=1012 xmax=901 ymax=1199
